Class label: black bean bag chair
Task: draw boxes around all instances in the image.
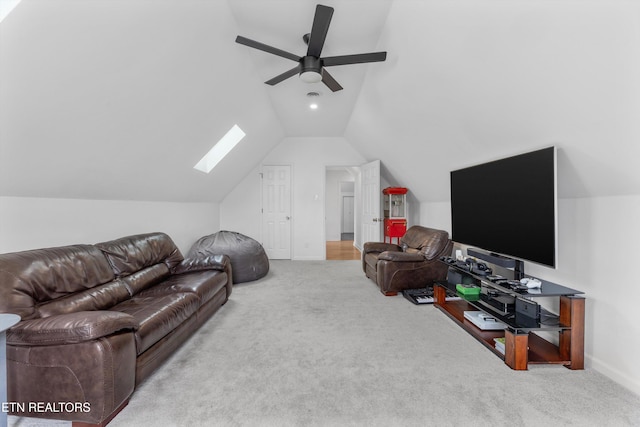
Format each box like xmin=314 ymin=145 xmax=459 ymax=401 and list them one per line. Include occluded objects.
xmin=185 ymin=231 xmax=269 ymax=283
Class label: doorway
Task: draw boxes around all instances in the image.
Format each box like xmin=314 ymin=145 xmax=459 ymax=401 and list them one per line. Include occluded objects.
xmin=341 ymin=195 xmax=354 ymax=240
xmin=326 ymin=240 xmax=361 ymax=260
xmin=325 ymin=167 xmax=360 ymax=260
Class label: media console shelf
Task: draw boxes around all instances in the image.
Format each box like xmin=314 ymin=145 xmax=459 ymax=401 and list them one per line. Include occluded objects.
xmin=433 ymin=262 xmax=585 ymax=370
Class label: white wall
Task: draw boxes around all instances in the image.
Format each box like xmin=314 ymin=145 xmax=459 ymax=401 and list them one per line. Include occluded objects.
xmin=0 ymin=196 xmax=219 ymax=254
xmin=220 ymin=137 xmax=366 ymax=260
xmin=219 ymin=165 xmax=263 ymax=242
xmin=420 ymin=194 xmax=640 ymax=395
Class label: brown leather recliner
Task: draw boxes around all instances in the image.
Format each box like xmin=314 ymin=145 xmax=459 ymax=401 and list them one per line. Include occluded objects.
xmin=362 ymin=225 xmax=453 ymax=296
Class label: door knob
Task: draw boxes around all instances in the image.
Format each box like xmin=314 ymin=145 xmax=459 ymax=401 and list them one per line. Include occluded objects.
xmin=286 ymin=216 xmax=290 ymax=220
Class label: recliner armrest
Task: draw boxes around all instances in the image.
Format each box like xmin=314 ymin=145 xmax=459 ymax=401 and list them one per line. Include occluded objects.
xmin=7 ymin=311 xmax=138 ymax=346
xmin=363 ymin=242 xmax=400 ymax=254
xmin=378 ymin=251 xmax=425 ymax=262
xmin=172 ymin=254 xmax=231 ymax=274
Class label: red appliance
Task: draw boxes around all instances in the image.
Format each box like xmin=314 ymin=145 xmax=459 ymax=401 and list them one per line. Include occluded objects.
xmin=382 ymin=187 xmax=408 ymax=244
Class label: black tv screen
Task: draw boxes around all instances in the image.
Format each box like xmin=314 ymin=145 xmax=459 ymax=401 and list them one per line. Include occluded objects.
xmin=450 ymin=147 xmax=557 ymax=268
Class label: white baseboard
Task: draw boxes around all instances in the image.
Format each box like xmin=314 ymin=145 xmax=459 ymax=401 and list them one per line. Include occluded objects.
xmin=588 ymin=354 xmax=640 ymax=397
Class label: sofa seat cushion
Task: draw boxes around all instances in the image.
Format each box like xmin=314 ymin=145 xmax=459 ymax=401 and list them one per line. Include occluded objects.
xmin=110 ymin=292 xmax=200 ymax=354
xmin=136 ymin=270 xmax=228 ymax=305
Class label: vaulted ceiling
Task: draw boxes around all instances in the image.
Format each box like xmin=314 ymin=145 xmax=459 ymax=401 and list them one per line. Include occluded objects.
xmin=1 ymin=0 xmax=638 ymax=204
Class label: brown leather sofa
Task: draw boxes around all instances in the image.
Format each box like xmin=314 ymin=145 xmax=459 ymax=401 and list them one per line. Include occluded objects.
xmin=362 ymin=225 xmax=453 ymax=296
xmin=0 ymin=232 xmax=232 ymax=426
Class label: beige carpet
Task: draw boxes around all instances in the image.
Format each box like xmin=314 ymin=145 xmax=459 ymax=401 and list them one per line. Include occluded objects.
xmin=10 ymin=260 xmax=640 ymax=426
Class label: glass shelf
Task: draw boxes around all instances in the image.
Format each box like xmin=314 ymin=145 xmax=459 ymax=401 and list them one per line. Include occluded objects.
xmin=443 ymin=283 xmax=566 ymax=332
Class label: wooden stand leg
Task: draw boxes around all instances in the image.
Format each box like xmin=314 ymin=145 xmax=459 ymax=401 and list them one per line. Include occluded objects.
xmin=433 ymin=284 xmax=446 ymax=306
xmin=505 ymin=329 xmax=529 ymax=370
xmin=559 ymin=296 xmax=585 ymax=370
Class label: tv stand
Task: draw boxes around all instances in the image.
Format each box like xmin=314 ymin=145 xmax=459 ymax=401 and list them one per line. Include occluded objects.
xmin=434 ymin=261 xmax=585 ymax=370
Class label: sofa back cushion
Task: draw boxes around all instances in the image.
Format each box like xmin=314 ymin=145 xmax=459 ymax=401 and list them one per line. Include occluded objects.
xmin=0 ymin=245 xmax=116 ymax=320
xmin=122 ymin=264 xmax=171 ymax=296
xmin=37 ymin=279 xmax=131 ymax=318
xmin=96 ymin=232 xmax=183 ymax=278
xmin=400 ymin=226 xmax=451 ymax=260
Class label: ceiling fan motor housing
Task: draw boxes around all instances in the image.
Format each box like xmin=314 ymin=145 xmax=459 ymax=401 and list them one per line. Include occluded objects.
xmin=301 ymin=56 xmax=322 ymax=72
xmin=300 ymin=56 xmax=323 ymax=82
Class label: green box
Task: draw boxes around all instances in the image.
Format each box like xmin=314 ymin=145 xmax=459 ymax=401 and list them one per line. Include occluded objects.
xmin=456 ymin=283 xmax=481 ymax=296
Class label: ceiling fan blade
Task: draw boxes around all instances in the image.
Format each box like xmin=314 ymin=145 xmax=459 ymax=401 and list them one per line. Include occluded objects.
xmin=321 ymin=69 xmax=343 ymax=92
xmin=322 ymin=52 xmax=387 ymax=67
xmin=265 ymin=65 xmax=301 ymax=86
xmin=306 ymin=5 xmax=334 ymax=58
xmin=236 ymin=35 xmax=301 ymax=62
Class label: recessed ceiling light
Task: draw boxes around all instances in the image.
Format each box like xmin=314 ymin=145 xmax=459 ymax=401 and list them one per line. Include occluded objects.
xmin=194 ymin=124 xmax=246 ymax=174
xmin=307 ymin=91 xmax=320 ymax=110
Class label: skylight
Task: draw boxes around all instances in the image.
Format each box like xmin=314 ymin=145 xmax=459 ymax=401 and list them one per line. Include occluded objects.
xmin=194 ymin=124 xmax=246 ymax=174
xmin=0 ymin=0 xmax=22 ymax=22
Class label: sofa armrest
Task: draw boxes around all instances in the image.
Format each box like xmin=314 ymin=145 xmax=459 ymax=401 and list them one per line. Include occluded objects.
xmin=7 ymin=311 xmax=138 ymax=346
xmin=172 ymin=254 xmax=231 ymax=274
xmin=7 ymin=331 xmax=136 ymax=424
xmin=378 ymin=251 xmax=425 ymax=262
xmin=363 ymin=242 xmax=400 ymax=254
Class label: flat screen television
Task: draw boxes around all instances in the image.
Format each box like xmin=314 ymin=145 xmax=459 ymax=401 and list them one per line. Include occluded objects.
xmin=450 ymin=146 xmax=557 ymax=268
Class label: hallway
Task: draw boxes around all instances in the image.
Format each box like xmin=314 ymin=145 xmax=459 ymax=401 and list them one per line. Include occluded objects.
xmin=326 ymin=240 xmax=361 ymax=260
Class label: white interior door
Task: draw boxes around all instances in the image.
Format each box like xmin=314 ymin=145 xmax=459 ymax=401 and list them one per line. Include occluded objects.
xmin=360 ymin=160 xmax=382 ymax=243
xmin=262 ymin=165 xmax=291 ymax=259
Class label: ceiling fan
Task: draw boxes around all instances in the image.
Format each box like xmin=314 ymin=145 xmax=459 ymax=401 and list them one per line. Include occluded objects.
xmin=235 ymin=4 xmax=387 ymax=92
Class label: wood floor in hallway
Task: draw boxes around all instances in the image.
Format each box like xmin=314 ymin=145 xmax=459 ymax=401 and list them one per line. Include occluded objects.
xmin=326 ymin=240 xmax=361 ymax=260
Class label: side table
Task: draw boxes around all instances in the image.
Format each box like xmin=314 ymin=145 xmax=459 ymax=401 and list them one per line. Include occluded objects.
xmin=1 ymin=314 xmax=20 ymax=427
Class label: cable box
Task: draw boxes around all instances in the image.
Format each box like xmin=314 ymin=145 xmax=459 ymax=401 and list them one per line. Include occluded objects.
xmin=480 ymin=288 xmax=515 ymax=314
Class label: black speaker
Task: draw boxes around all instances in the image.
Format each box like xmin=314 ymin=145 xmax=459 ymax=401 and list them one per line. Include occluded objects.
xmin=515 ymin=298 xmax=540 ymax=327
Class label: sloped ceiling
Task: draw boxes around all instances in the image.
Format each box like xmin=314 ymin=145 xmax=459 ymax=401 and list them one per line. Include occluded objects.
xmin=1 ymin=0 xmax=639 ymax=204
xmin=346 ymin=0 xmax=640 ymax=202
xmin=0 ymin=0 xmax=285 ymax=203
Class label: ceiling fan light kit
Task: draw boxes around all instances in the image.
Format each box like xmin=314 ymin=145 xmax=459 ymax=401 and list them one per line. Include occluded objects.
xmin=300 ymin=71 xmax=322 ymax=83
xmin=235 ymin=4 xmax=387 ymax=92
